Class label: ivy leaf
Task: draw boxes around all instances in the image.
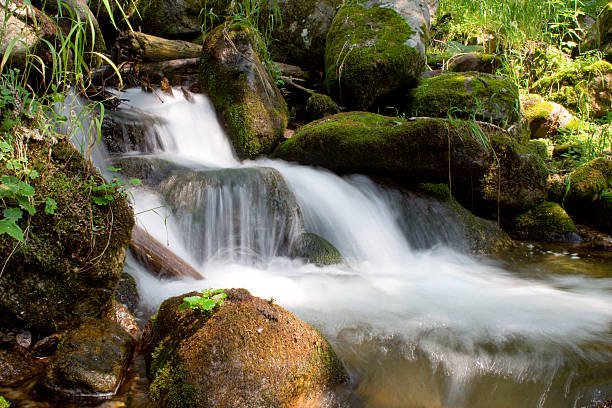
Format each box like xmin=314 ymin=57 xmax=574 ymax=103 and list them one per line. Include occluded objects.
xmin=45 ymin=198 xmax=57 ymax=215
xmin=0 ymin=218 xmax=24 ymax=242
xmin=3 ymin=207 xmax=22 ymax=220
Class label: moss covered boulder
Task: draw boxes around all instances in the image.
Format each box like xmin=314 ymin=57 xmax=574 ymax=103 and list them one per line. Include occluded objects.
xmin=522 ymin=94 xmax=578 ymax=139
xmin=289 ymin=232 xmax=343 ymax=265
xmin=407 ymin=71 xmax=521 ymax=129
xmin=135 ymin=0 xmax=229 ymax=39
xmin=0 ymin=138 xmax=134 ymax=334
xmin=263 ymin=0 xmax=341 ymax=70
xmin=325 ymin=0 xmax=430 ymax=110
xmin=447 ymin=52 xmax=502 ymax=74
xmin=531 ymin=61 xmax=612 ymax=118
xmin=200 ymin=22 xmax=289 ymax=160
xmin=305 ymin=92 xmax=341 ymax=121
xmin=142 ymin=288 xmax=348 ymax=408
xmin=513 ymin=201 xmax=579 ymax=242
xmin=38 ymin=319 xmax=136 ymax=403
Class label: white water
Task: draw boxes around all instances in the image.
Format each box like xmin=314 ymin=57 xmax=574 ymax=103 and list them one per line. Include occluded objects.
xmin=69 ymin=88 xmax=612 ymax=407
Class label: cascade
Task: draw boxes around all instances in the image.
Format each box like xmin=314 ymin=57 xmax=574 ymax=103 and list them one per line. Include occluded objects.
xmin=64 ymin=87 xmax=612 ymax=407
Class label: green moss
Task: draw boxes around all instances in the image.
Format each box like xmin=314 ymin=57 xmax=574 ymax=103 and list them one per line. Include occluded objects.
xmin=568 ymin=157 xmax=612 ymax=200
xmin=408 ymin=72 xmax=521 ymax=127
xmin=528 ymin=139 xmax=552 ymax=160
xmin=325 ymin=2 xmax=423 ymax=110
xmin=418 ymin=183 xmax=451 ymax=198
xmin=523 ymin=94 xmax=554 ymax=122
xmin=290 ymin=232 xmax=343 ymax=265
xmin=515 ymin=201 xmax=577 ymax=234
xmin=149 ymin=364 xmax=198 ymax=408
xmin=200 ymin=22 xmax=288 ymax=160
xmin=305 ymin=93 xmax=340 ymax=121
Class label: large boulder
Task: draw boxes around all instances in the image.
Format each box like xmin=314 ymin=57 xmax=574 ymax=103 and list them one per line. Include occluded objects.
xmin=38 ymin=319 xmax=136 ymax=403
xmin=274 ymin=112 xmax=547 ymax=213
xmin=325 ymin=0 xmax=430 ymax=110
xmin=142 ymin=289 xmax=348 ymax=408
xmin=0 ymin=139 xmax=134 ymax=334
xmin=522 ymin=94 xmax=578 ymax=139
xmin=582 ymin=2 xmax=612 ymax=61
xmin=531 ymin=61 xmax=612 ymax=119
xmin=289 ymin=232 xmax=344 ymax=265
xmin=512 ymin=201 xmax=579 ymax=242
xmin=200 ymin=22 xmax=289 ymax=159
xmin=406 ymin=71 xmax=522 ymax=129
xmin=135 ymin=0 xmax=229 ymax=39
xmin=264 ymin=0 xmax=341 ymax=70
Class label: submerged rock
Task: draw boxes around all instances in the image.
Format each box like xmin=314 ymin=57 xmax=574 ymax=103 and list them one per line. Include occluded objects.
xmin=0 ymin=346 xmax=44 ymax=387
xmin=200 ymin=22 xmax=289 ymax=159
xmin=513 ymin=201 xmax=580 ymax=242
xmin=290 ymin=232 xmax=344 ymax=265
xmin=407 ymin=71 xmax=522 ymax=129
xmin=0 ymin=139 xmax=134 ymax=334
xmin=531 ymin=60 xmax=612 ymax=119
xmin=142 ymin=288 xmax=348 ymax=408
xmin=39 ymin=319 xmax=136 ymax=403
xmin=114 ymin=272 xmax=140 ymax=314
xmin=325 ymin=0 xmax=429 ymax=110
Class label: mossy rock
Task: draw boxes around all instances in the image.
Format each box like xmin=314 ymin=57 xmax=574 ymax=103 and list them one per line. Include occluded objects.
xmin=142 ymin=289 xmax=348 ymax=408
xmin=407 ymin=71 xmax=521 ymax=129
xmin=325 ymin=1 xmax=427 ymax=110
xmin=582 ymin=2 xmax=612 ymax=61
xmin=39 ymin=319 xmax=136 ymax=403
xmin=531 ymin=61 xmax=612 ymax=118
xmin=114 ymin=272 xmax=140 ymax=314
xmin=521 ymin=94 xmax=578 ymax=140
xmin=289 ymin=232 xmax=343 ymax=265
xmin=135 ymin=0 xmax=229 ymax=39
xmin=262 ymin=0 xmax=341 ymax=70
xmin=514 ymin=201 xmax=579 ymax=242
xmin=528 ymin=139 xmax=553 ymax=160
xmin=0 ymin=138 xmax=134 ymax=334
xmin=305 ymin=92 xmax=340 ymax=121
xmin=200 ymin=22 xmax=289 ymax=160
xmin=447 ymin=52 xmax=502 ymax=74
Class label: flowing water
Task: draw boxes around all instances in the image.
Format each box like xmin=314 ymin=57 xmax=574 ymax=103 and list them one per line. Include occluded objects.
xmin=65 ymin=88 xmax=612 ymax=407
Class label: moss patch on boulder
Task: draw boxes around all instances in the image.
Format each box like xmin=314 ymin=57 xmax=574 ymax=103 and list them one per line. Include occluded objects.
xmin=142 ymin=289 xmax=348 ymax=408
xmin=407 ymin=71 xmax=521 ymax=128
xmin=325 ymin=2 xmax=425 ymax=110
xmin=514 ymin=201 xmax=579 ymax=242
xmin=531 ymin=60 xmax=612 ymax=118
xmin=200 ymin=22 xmax=289 ymax=159
xmin=289 ymin=232 xmax=343 ymax=265
xmin=305 ymin=93 xmax=341 ymax=121
xmin=0 ymin=138 xmax=134 ymax=334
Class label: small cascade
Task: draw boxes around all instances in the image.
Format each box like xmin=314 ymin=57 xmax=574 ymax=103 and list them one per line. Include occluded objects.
xmin=69 ymin=87 xmax=612 ymax=408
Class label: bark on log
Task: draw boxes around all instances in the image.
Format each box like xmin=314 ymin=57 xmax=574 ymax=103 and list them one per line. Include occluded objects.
xmin=130 ymin=225 xmax=203 ymax=280
xmin=89 ymin=58 xmax=200 ymax=87
xmin=116 ymin=31 xmax=202 ymax=61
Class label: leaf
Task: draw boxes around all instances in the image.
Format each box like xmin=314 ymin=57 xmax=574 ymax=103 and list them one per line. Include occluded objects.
xmin=3 ymin=208 xmax=22 ymax=221
xmin=93 ymin=196 xmax=109 ymax=205
xmin=17 ymin=182 xmax=35 ymax=196
xmin=107 ymin=166 xmax=122 ymax=172
xmin=2 ymin=175 xmax=19 ymax=187
xmin=0 ymin=141 xmax=12 ymax=153
xmin=45 ymin=198 xmax=57 ymax=215
xmin=129 ymin=178 xmax=142 ymax=185
xmin=24 ymin=169 xmax=39 ymax=179
xmin=0 ymin=218 xmax=24 ymax=242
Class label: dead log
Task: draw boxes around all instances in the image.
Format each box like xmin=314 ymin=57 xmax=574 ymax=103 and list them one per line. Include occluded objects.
xmin=130 ymin=225 xmax=203 ymax=280
xmin=89 ymin=58 xmax=200 ymax=87
xmin=116 ymin=31 xmax=202 ymax=61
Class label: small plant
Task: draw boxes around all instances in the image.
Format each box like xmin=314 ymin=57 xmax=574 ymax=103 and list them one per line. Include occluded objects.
xmin=89 ymin=167 xmax=142 ymax=206
xmin=178 ymin=288 xmax=227 ymax=311
xmin=0 ymin=395 xmax=10 ymax=408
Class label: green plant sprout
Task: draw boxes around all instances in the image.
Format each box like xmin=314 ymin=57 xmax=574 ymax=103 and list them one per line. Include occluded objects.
xmin=178 ymin=288 xmax=227 ymax=311
xmin=89 ymin=166 xmax=142 ymax=206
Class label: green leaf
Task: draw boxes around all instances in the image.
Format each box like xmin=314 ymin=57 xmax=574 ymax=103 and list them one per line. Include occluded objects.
xmin=45 ymin=198 xmax=57 ymax=215
xmin=17 ymin=182 xmax=35 ymax=196
xmin=0 ymin=218 xmax=24 ymax=242
xmin=107 ymin=166 xmax=122 ymax=172
xmin=3 ymin=208 xmax=22 ymax=220
xmin=2 ymin=175 xmax=19 ymax=187
xmin=24 ymin=169 xmax=39 ymax=179
xmin=93 ymin=196 xmax=110 ymax=205
xmin=0 ymin=141 xmax=12 ymax=153
xmin=129 ymin=178 xmax=142 ymax=185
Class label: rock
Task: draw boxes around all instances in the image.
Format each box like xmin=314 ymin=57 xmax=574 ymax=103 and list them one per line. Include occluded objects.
xmin=110 ymin=157 xmax=189 ymax=186
xmin=101 ymin=113 xmax=151 ymax=154
xmin=200 ymin=22 xmax=289 ymax=159
xmin=406 ymin=71 xmax=522 ymax=129
xmin=274 ymin=112 xmax=547 ymax=213
xmin=15 ymin=330 xmax=31 ymax=349
xmin=135 ymin=0 xmax=229 ymax=39
xmin=142 ymin=288 xmax=348 ymax=408
xmin=32 ymin=334 xmax=63 ymax=358
xmin=522 ymin=94 xmax=578 ymax=139
xmin=582 ymin=2 xmax=612 ymax=61
xmin=38 ymin=319 xmax=136 ymax=403
xmin=102 ymin=300 xmax=141 ymax=339
xmin=549 ymin=158 xmax=612 ymax=233
xmin=531 ymin=60 xmax=612 ymax=119
xmin=114 ymin=272 xmax=140 ymax=314
xmin=513 ymin=201 xmax=580 ymax=242
xmin=447 ymin=52 xmax=502 ymax=74
xmin=0 ymin=0 xmax=60 ymax=81
xmin=305 ymin=93 xmax=341 ymax=121
xmin=289 ymin=232 xmax=344 ymax=265
xmin=264 ymin=0 xmax=341 ymax=70
xmin=394 ymin=184 xmax=513 ymax=254
xmin=0 ymin=139 xmax=134 ymax=334
xmin=325 ymin=0 xmax=429 ymax=110
xmin=0 ymin=346 xmax=44 ymax=387
xmin=528 ymin=139 xmax=553 ymax=160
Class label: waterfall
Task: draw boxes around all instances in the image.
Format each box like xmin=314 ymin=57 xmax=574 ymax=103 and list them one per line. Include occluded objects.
xmin=69 ymin=88 xmax=612 ymax=407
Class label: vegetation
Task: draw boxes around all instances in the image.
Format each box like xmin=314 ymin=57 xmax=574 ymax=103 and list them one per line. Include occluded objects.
xmin=178 ymin=288 xmax=227 ymax=311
